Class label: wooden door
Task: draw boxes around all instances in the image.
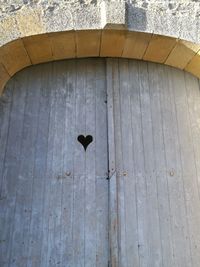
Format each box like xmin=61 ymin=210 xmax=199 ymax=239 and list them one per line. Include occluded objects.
xmin=2 ymin=57 xmax=200 ymax=267
xmin=0 ymin=59 xmax=109 ymax=267
xmin=107 ymin=58 xmax=200 ymax=267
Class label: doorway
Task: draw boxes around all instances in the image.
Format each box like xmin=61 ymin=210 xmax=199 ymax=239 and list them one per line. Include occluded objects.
xmin=1 ymin=58 xmax=200 ymax=267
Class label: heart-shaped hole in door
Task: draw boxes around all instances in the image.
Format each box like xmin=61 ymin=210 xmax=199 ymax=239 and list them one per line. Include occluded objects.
xmin=77 ymin=135 xmax=93 ymax=151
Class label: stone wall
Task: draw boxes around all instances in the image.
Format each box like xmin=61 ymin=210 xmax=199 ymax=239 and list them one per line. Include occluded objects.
xmin=1 ymin=0 xmax=200 ymax=47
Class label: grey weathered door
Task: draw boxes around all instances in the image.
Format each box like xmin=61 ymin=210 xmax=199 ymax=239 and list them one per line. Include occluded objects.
xmin=0 ymin=59 xmax=109 ymax=267
xmin=2 ymin=57 xmax=200 ymax=267
xmin=108 ymin=58 xmax=200 ymax=267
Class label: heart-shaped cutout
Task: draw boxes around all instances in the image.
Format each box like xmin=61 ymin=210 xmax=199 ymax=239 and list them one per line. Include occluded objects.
xmin=77 ymin=135 xmax=93 ymax=151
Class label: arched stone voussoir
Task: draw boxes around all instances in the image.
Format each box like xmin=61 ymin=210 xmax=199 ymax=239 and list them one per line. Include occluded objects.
xmin=1 ymin=0 xmax=200 ymax=95
xmin=0 ymin=29 xmax=200 ymax=95
xmin=1 ymin=29 xmax=200 ymax=95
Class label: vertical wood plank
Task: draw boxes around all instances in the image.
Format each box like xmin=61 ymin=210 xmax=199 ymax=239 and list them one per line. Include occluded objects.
xmin=129 ymin=60 xmax=148 ymax=267
xmin=95 ymin=59 xmax=109 ymax=267
xmin=139 ymin=61 xmax=162 ymax=267
xmin=170 ymin=68 xmax=193 ymax=267
xmin=0 ymin=86 xmax=12 ymax=196
xmin=73 ymin=59 xmax=86 ymax=267
xmin=111 ymin=59 xmax=126 ymax=267
xmin=60 ymin=60 xmax=76 ymax=267
xmin=162 ymin=66 xmax=191 ymax=267
xmin=172 ymin=68 xmax=200 ymax=267
xmin=85 ymin=59 xmax=97 ymax=267
xmin=27 ymin=64 xmax=51 ymax=267
xmin=106 ymin=58 xmax=119 ymax=267
xmin=47 ymin=61 xmax=67 ymax=267
xmin=9 ymin=67 xmax=41 ymax=267
xmin=0 ymin=73 xmax=27 ymax=267
xmin=119 ymin=59 xmax=139 ymax=267
xmin=40 ymin=63 xmax=55 ymax=267
xmin=148 ymin=63 xmax=174 ymax=267
xmin=184 ymin=73 xmax=200 ymax=266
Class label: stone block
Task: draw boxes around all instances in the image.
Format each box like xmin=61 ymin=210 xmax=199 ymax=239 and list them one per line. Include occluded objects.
xmin=0 ymin=39 xmax=31 ymax=76
xmin=126 ymin=2 xmax=151 ymax=33
xmin=23 ymin=34 xmax=52 ymax=64
xmin=49 ymin=31 xmax=76 ymax=60
xmin=75 ymin=5 xmax=101 ymax=30
xmin=76 ymin=30 xmax=101 ymax=57
xmin=16 ymin=7 xmax=45 ymax=37
xmin=185 ymin=51 xmax=200 ymax=79
xmin=165 ymin=40 xmax=200 ymax=70
xmin=122 ymin=31 xmax=152 ymax=59
xmin=101 ymin=1 xmax=126 ymax=30
xmin=44 ymin=3 xmax=74 ymax=33
xmin=143 ymin=34 xmax=177 ymax=63
xmin=146 ymin=3 xmax=181 ymax=39
xmin=0 ymin=63 xmax=10 ymax=95
xmin=100 ymin=30 xmax=126 ymax=57
xmin=0 ymin=16 xmax=20 ymax=47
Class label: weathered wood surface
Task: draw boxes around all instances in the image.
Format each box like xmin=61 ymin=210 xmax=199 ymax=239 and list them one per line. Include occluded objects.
xmin=1 ymin=57 xmax=200 ymax=267
xmin=106 ymin=59 xmax=119 ymax=267
xmin=0 ymin=59 xmax=109 ymax=267
xmin=107 ymin=58 xmax=200 ymax=267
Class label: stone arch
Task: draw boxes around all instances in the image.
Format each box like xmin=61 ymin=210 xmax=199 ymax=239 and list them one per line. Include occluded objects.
xmin=1 ymin=1 xmax=200 ymax=94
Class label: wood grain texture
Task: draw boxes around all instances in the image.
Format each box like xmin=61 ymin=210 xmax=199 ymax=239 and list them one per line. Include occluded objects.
xmin=0 ymin=59 xmax=109 ymax=267
xmin=108 ymin=58 xmax=200 ymax=267
xmin=1 ymin=58 xmax=200 ymax=267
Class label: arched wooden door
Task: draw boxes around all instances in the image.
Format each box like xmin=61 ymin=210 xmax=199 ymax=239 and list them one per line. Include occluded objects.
xmin=1 ymin=58 xmax=200 ymax=267
xmin=0 ymin=59 xmax=109 ymax=267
